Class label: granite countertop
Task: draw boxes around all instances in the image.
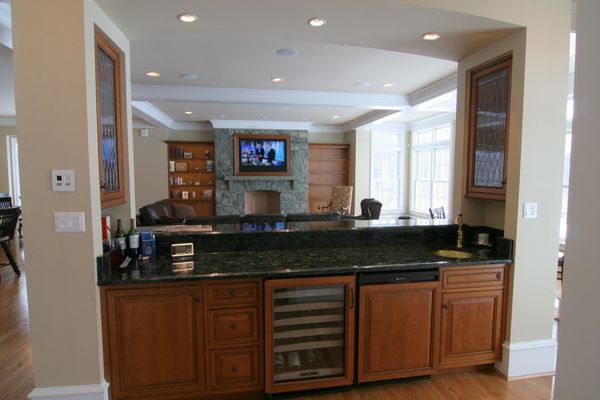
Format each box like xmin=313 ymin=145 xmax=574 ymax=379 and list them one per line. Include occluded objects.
xmin=98 ymin=243 xmax=511 ymax=286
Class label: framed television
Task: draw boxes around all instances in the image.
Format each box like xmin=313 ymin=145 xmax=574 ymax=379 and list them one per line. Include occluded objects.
xmin=234 ymin=134 xmax=291 ymax=176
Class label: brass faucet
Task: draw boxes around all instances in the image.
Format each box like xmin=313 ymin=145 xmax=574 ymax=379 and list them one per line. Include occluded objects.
xmin=455 ymin=213 xmax=463 ymax=249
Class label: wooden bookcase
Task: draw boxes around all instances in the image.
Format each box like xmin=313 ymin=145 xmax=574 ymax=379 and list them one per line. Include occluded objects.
xmin=308 ymin=144 xmax=350 ymax=213
xmin=166 ymin=141 xmax=215 ymax=216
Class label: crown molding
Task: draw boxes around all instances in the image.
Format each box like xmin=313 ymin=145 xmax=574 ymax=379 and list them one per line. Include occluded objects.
xmin=133 ymin=84 xmax=409 ymax=110
xmin=308 ymin=124 xmax=344 ymax=134
xmin=210 ymin=119 xmax=312 ymax=130
xmin=408 ymin=73 xmax=457 ymax=106
xmin=339 ymin=109 xmax=400 ymax=131
xmin=131 ymin=101 xmax=174 ymax=128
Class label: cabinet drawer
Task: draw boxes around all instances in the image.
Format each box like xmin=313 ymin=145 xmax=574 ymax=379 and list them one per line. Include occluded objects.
xmin=209 ymin=347 xmax=261 ymax=390
xmin=208 ymin=307 xmax=259 ymax=346
xmin=442 ymin=266 xmax=505 ymax=290
xmin=206 ymin=280 xmax=260 ymax=306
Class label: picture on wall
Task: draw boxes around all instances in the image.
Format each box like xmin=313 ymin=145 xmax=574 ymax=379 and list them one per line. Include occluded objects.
xmin=234 ymin=134 xmax=291 ymax=176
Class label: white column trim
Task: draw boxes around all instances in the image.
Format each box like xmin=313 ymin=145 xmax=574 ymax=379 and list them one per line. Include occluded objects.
xmin=495 ymin=339 xmax=557 ymax=379
xmin=29 ymin=381 xmax=109 ymax=400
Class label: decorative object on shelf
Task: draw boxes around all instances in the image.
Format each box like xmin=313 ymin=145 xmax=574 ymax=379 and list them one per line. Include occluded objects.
xmin=183 ymin=152 xmax=193 ymax=159
xmin=202 ymin=189 xmax=213 ymax=199
xmin=205 ymin=160 xmax=214 ymax=172
xmin=466 ymin=53 xmax=512 ymax=200
xmin=182 ymin=191 xmax=189 ymax=199
xmin=175 ymin=162 xmax=188 ymax=172
xmin=168 ymin=161 xmax=175 ymax=172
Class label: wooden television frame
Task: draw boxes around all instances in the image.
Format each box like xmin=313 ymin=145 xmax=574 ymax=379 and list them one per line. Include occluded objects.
xmin=234 ymin=134 xmax=291 ymax=176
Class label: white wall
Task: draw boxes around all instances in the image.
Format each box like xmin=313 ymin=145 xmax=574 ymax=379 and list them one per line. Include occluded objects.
xmin=554 ymin=0 xmax=600 ymax=397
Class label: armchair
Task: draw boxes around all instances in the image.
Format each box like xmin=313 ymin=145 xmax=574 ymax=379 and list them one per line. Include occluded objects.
xmin=318 ymin=186 xmax=353 ymax=215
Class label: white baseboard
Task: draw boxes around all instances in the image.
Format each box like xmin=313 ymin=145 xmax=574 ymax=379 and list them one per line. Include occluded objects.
xmin=29 ymin=381 xmax=109 ymax=400
xmin=495 ymin=339 xmax=557 ymax=379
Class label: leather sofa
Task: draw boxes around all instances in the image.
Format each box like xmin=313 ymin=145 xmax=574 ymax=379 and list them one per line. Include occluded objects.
xmin=138 ymin=200 xmax=197 ymax=226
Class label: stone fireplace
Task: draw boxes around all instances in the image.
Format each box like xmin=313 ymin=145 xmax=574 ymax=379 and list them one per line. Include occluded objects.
xmin=244 ymin=191 xmax=281 ymax=214
xmin=214 ymin=129 xmax=309 ymax=215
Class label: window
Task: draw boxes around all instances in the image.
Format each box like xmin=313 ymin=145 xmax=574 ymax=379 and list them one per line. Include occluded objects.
xmin=560 ymin=131 xmax=571 ymax=242
xmin=7 ymin=136 xmax=21 ymax=206
xmin=370 ymin=132 xmax=405 ymax=213
xmin=411 ymin=123 xmax=452 ymax=215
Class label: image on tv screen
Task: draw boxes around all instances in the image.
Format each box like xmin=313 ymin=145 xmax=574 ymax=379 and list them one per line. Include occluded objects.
xmin=238 ymin=138 xmax=287 ymax=173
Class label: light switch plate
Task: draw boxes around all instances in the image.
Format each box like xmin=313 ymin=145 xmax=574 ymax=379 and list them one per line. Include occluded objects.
xmin=523 ymin=202 xmax=538 ymax=219
xmin=52 ymin=169 xmax=76 ymax=192
xmin=54 ymin=212 xmax=85 ymax=232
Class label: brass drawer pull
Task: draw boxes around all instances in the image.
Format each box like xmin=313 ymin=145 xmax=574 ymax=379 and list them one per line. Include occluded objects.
xmin=231 ymin=365 xmax=238 ymax=373
xmin=230 ymin=323 xmax=237 ymax=330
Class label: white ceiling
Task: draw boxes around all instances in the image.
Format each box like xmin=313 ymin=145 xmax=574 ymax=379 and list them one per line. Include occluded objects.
xmin=1 ymin=0 xmax=522 ymax=128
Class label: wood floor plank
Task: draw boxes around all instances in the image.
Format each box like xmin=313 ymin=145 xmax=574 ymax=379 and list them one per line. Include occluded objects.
xmin=0 ymin=239 xmax=34 ymax=400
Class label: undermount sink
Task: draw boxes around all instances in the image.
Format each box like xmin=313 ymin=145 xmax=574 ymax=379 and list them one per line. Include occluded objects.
xmin=432 ymin=249 xmax=475 ymax=259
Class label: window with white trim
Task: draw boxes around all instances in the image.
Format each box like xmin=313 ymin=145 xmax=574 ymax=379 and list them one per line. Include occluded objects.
xmin=410 ymin=123 xmax=452 ymax=215
xmin=560 ymin=131 xmax=571 ymax=242
xmin=370 ymin=132 xmax=406 ymax=213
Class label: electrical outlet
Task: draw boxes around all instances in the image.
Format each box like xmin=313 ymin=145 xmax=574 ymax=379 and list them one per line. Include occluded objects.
xmin=54 ymin=212 xmax=85 ymax=232
xmin=523 ymin=202 xmax=538 ymax=219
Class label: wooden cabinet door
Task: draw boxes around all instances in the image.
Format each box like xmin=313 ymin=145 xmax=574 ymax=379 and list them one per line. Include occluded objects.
xmin=264 ymin=276 xmax=355 ymax=394
xmin=439 ymin=290 xmax=504 ymax=367
xmin=105 ymin=285 xmax=206 ymax=399
xmin=358 ymin=282 xmax=439 ymax=382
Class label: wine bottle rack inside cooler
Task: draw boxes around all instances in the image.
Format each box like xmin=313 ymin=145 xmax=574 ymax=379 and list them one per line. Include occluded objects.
xmin=271 ymin=284 xmax=347 ymax=383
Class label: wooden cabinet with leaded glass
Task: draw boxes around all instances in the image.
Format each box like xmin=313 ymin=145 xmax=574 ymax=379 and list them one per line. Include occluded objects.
xmin=95 ymin=28 xmax=126 ymax=208
xmin=465 ymin=54 xmax=512 ymax=200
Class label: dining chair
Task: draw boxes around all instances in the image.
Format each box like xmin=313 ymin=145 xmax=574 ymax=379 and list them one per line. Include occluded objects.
xmin=429 ymin=206 xmax=446 ymax=219
xmin=0 ymin=207 xmax=21 ymax=280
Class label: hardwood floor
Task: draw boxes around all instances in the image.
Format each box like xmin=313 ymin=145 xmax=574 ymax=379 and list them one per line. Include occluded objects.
xmin=0 ymin=240 xmax=553 ymax=400
xmin=0 ymin=239 xmax=34 ymax=400
xmin=302 ymin=368 xmax=552 ymax=400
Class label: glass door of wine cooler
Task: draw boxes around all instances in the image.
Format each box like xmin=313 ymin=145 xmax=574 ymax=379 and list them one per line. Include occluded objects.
xmin=265 ymin=276 xmax=355 ymax=393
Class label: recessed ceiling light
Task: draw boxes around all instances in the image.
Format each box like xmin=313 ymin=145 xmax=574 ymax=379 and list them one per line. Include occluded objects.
xmin=184 ymin=111 xmax=193 ymax=115
xmin=308 ymin=17 xmax=326 ymax=27
xmin=301 ymin=116 xmax=308 ymax=121
xmin=260 ymin=116 xmax=270 ymax=120
xmin=271 ymin=77 xmax=285 ymax=84
xmin=179 ymin=73 xmax=198 ymax=80
xmin=353 ymin=81 xmax=371 ymax=88
xmin=177 ymin=13 xmax=198 ymax=23
xmin=332 ymin=115 xmax=340 ymax=119
xmin=276 ymin=48 xmax=300 ymax=57
xmin=219 ymin=115 xmax=226 ymax=118
xmin=422 ymin=32 xmax=441 ymax=41
xmin=145 ymin=71 xmax=160 ymax=78
xmin=383 ymin=82 xmax=396 ymax=88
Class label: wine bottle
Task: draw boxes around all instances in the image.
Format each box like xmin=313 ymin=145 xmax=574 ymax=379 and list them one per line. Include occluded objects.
xmin=126 ymin=218 xmax=140 ymax=259
xmin=114 ymin=219 xmax=125 ymax=238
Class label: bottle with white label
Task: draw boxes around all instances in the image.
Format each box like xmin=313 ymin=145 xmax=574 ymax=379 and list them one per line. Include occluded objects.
xmin=126 ymin=218 xmax=140 ymax=259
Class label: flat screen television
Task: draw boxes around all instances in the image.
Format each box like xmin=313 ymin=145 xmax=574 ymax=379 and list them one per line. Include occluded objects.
xmin=234 ymin=134 xmax=291 ymax=176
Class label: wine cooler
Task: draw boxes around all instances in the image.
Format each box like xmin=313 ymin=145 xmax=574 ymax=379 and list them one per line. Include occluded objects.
xmin=265 ymin=276 xmax=355 ymax=393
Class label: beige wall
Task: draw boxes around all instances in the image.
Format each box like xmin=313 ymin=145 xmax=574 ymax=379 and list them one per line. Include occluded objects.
xmin=0 ymin=125 xmax=16 ymax=193
xmin=451 ymin=18 xmax=570 ymax=351
xmin=132 ymin=128 xmax=213 ymax=210
xmin=12 ymin=0 xmax=133 ymax=390
xmin=554 ymin=0 xmax=600 ymax=397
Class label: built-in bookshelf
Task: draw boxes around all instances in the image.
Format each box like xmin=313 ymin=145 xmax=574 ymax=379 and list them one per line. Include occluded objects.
xmin=166 ymin=141 xmax=215 ymax=216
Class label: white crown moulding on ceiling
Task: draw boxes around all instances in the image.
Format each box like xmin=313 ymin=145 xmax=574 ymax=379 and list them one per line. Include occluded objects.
xmin=210 ymin=120 xmax=313 ymax=130
xmin=131 ymin=85 xmax=410 ymax=110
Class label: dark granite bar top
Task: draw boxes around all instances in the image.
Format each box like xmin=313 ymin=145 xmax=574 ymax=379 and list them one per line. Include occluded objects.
xmin=97 ymin=243 xmax=511 ymax=286
xmin=98 ymin=219 xmax=512 ymax=286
